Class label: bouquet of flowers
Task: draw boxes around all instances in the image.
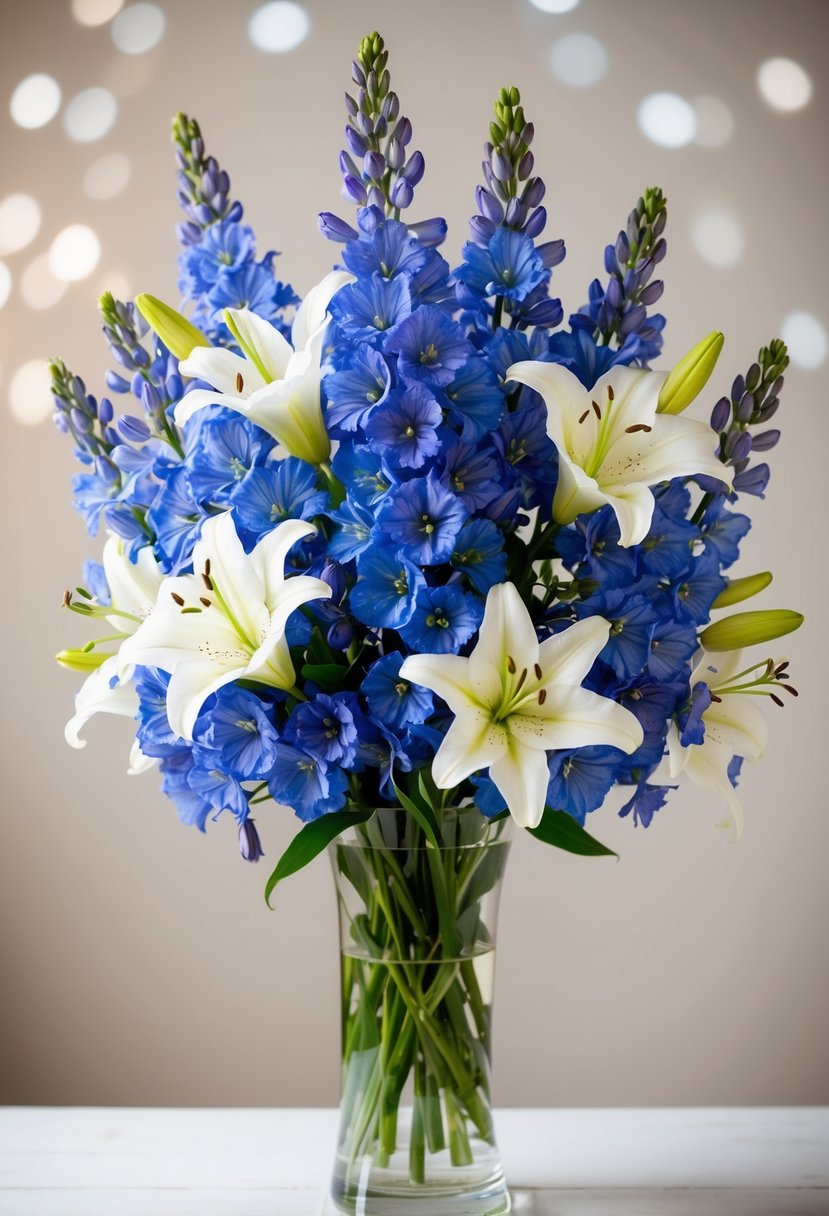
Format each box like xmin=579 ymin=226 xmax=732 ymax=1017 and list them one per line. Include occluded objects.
xmin=54 ymin=31 xmax=802 ymax=1208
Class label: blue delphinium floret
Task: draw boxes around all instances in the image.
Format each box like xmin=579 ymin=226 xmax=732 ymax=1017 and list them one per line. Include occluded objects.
xmin=399 ymin=584 xmax=483 ymax=654
xmin=363 ymin=653 xmax=434 ymax=730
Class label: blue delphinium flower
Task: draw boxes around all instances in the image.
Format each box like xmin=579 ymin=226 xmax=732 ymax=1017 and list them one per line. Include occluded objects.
xmin=384 ymin=307 xmax=471 ymax=387
xmin=268 ymin=742 xmax=349 ymax=821
xmin=576 ymin=586 xmax=658 ymax=681
xmin=450 ymin=518 xmax=507 ymax=594
xmin=375 ymin=472 xmax=467 ymax=565
xmin=363 ymin=652 xmax=434 ymax=730
xmin=457 ymin=228 xmax=548 ymax=302
xmin=187 ymin=764 xmax=250 ymax=823
xmin=179 ymin=221 xmax=256 ymax=297
xmin=159 ymin=750 xmax=213 ymax=831
xmin=546 ymin=746 xmax=623 ymax=825
xmin=327 ymin=496 xmax=374 ymax=562
xmin=366 ymin=384 xmax=443 ymax=470
xmin=186 ymin=416 xmax=273 ymax=506
xmin=135 ymin=667 xmax=180 ymax=759
xmin=285 ymin=693 xmax=358 ymax=765
xmin=557 ymin=508 xmax=638 ymax=590
xmin=350 ymin=546 xmax=425 ymax=629
xmin=147 ymin=468 xmax=210 ymax=574
xmin=671 ymin=548 xmax=726 ymax=625
xmin=329 ymin=273 xmax=412 ymax=343
xmin=205 ymin=255 xmax=297 ymax=327
xmin=191 ymin=685 xmax=279 ymax=780
xmin=324 ymin=346 xmax=391 ymax=433
xmin=399 ymin=584 xmax=483 ymax=654
xmin=548 ymin=327 xmax=641 ymax=390
xmin=699 ymin=497 xmax=751 ymax=568
xmin=230 ymin=459 xmax=328 ymax=542
xmin=342 ymin=215 xmax=428 ymax=280
xmin=440 ymin=441 xmax=505 ymax=512
xmin=435 ymin=359 xmax=504 ymax=442
xmin=619 ymin=781 xmax=671 ymax=828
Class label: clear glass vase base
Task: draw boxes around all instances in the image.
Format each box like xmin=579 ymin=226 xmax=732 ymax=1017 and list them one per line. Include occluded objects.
xmin=325 ymin=1174 xmax=511 ymax=1215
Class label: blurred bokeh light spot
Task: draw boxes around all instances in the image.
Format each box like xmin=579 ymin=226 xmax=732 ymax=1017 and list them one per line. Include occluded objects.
xmin=528 ymin=0 xmax=580 ymax=12
xmin=9 ymin=359 xmax=54 ymax=427
xmin=64 ymin=87 xmax=118 ymax=142
xmin=72 ymin=0 xmax=124 ymax=25
xmin=691 ymin=209 xmax=745 ymax=268
xmin=248 ymin=2 xmax=311 ymax=53
xmin=0 ymin=193 xmax=42 ymax=256
xmin=98 ymin=269 xmax=131 ymax=301
xmin=21 ymin=253 xmax=69 ymax=310
xmin=111 ymin=3 xmax=166 ymax=54
xmin=49 ymin=224 xmax=101 ymax=282
xmin=781 ymin=310 xmax=827 ymax=370
xmin=10 ymin=73 xmax=62 ymax=129
xmin=692 ymin=95 xmax=735 ymax=148
xmin=84 ymin=152 xmax=132 ymax=200
xmin=548 ymin=33 xmax=608 ymax=88
xmin=0 ymin=262 xmax=11 ymax=310
xmin=637 ymin=92 xmax=697 ymax=148
xmin=757 ymin=57 xmax=813 ymax=112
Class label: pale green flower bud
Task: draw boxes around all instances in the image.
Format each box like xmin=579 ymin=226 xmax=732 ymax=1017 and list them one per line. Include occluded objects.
xmin=56 ymin=648 xmax=111 ymax=672
xmin=700 ymin=609 xmax=803 ymax=651
xmin=712 ymin=571 xmax=773 ymax=609
xmin=657 ymin=331 xmax=724 ymax=415
xmin=135 ymin=293 xmax=210 ymax=361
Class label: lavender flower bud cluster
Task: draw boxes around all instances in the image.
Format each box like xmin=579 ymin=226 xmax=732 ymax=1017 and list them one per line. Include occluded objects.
xmin=172 ymin=112 xmax=242 ymax=247
xmin=51 ymin=359 xmax=121 ymax=474
xmin=471 ymin=86 xmax=549 ymax=246
xmin=339 ymin=31 xmax=424 ymax=214
xmin=709 ymin=339 xmax=788 ymax=496
xmin=572 ymin=187 xmax=667 ymax=361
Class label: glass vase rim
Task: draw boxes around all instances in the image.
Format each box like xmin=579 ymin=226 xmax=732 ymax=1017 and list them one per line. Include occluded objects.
xmin=331 ymin=804 xmax=512 ymax=853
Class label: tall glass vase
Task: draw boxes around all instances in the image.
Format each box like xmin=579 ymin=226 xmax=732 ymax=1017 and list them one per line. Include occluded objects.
xmin=328 ymin=805 xmax=512 ymax=1215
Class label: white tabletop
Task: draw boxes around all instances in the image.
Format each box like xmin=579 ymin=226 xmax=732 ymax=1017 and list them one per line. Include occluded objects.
xmin=1 ymin=1106 xmax=827 ymax=1214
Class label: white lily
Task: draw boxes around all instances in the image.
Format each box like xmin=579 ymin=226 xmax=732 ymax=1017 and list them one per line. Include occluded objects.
xmin=400 ymin=581 xmax=644 ymax=829
xmin=505 ymin=361 xmax=729 ymax=547
xmin=175 ymin=270 xmax=352 ymax=466
xmin=651 ymin=648 xmax=770 ymax=837
xmin=65 ymin=537 xmax=164 ymax=752
xmin=117 ymin=512 xmax=331 ymax=741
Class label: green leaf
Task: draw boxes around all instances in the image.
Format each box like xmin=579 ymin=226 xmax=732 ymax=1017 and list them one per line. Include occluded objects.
xmin=528 ymin=808 xmax=618 ymax=858
xmin=264 ymin=808 xmax=374 ymax=908
xmin=300 ymin=662 xmax=347 ymax=692
xmin=391 ymin=778 xmax=441 ymax=849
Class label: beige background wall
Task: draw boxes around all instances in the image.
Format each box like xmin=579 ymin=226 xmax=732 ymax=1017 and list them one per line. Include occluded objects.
xmin=1 ymin=0 xmax=827 ymax=1108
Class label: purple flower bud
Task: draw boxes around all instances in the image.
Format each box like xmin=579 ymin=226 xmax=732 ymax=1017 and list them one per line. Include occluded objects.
xmin=390 ymin=177 xmax=414 ymax=209
xmin=357 ymin=205 xmax=383 ymax=235
xmin=491 ymin=151 xmax=512 ymax=182
xmin=737 ymin=392 xmax=755 ymax=423
xmin=106 ymin=370 xmax=130 ymax=394
xmin=339 ymin=151 xmax=360 ymax=179
xmin=745 ymin=362 xmax=762 ymax=392
xmin=351 ymin=61 xmax=365 ymax=87
xmin=732 ymin=462 xmax=769 ymax=497
xmin=132 ymin=346 xmax=150 ymax=368
xmin=604 ymin=244 xmax=619 ymax=276
xmin=726 ymin=430 xmax=752 ymax=462
xmin=524 ymin=206 xmax=546 ymax=239
xmin=619 ymin=304 xmax=647 ymax=338
xmin=166 ymin=372 xmax=183 ymax=400
xmin=196 ymin=203 xmax=213 ymax=225
xmin=239 ymin=819 xmax=264 ymax=863
xmin=522 ymin=297 xmax=564 ymax=328
xmin=400 ymin=151 xmax=425 ymax=185
xmin=103 ymin=425 xmax=120 ymax=448
xmin=615 ymin=232 xmax=630 ymax=265
xmin=770 ymin=375 xmax=785 ymax=398
xmin=408 ymin=217 xmax=447 ymax=247
xmin=622 ymin=267 xmax=640 ymax=298
xmin=345 ymin=127 xmax=367 ymax=157
xmin=517 ymin=150 xmax=534 ymax=181
xmin=381 ymin=92 xmax=399 ymax=122
xmin=344 ymin=91 xmax=358 ymax=117
xmin=505 ymin=198 xmax=526 ymax=227
xmin=130 ymin=371 xmax=144 ymax=396
xmin=98 ymin=397 xmax=114 ymax=424
xmin=141 ymin=382 xmax=162 ymax=415
xmin=606 ymin=278 xmax=624 ymax=310
xmin=177 ymin=221 xmax=202 ymax=246
xmin=190 ymin=137 xmax=204 ymax=161
xmin=71 ymin=408 xmax=93 ymax=434
xmin=639 ymin=280 xmax=664 ymax=306
xmin=651 ymin=237 xmax=667 ymax=264
xmin=757 ymin=397 xmax=779 ymax=423
xmin=343 ymin=175 xmax=368 ymax=205
xmin=95 ymin=455 xmax=120 ymax=486
xmin=469 ymin=214 xmax=497 ymax=244
xmin=111 ymin=444 xmax=148 ymax=472
xmin=392 ymin=116 xmax=412 ymax=146
xmin=373 ymin=116 xmax=388 ymax=141
xmin=327 ymin=617 xmax=354 ymax=651
xmin=731 ymin=374 xmax=745 ymax=402
xmin=476 ymin=186 xmax=504 ymax=225
xmin=117 ymin=414 xmax=151 ymax=442
xmin=636 ymin=256 xmax=655 ymax=287
xmin=538 ymin=239 xmax=565 ymax=268
xmin=357 ymin=111 xmax=374 ymax=137
xmin=364 ymin=184 xmax=382 ymax=210
xmin=710 ymin=397 xmax=731 ymax=432
xmin=317 ymin=211 xmax=359 ymax=243
xmin=227 ymin=200 xmax=244 ymax=224
xmin=363 ymin=150 xmax=386 ymax=180
xmin=751 ymin=428 xmax=780 ymax=451
xmin=520 ymin=177 xmax=545 ymax=207
xmin=387 ymin=138 xmax=404 ymax=170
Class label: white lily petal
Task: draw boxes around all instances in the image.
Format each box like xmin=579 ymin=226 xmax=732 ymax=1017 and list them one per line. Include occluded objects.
xmin=591 ymin=364 xmax=666 ymax=436
xmin=509 ymin=686 xmax=643 ymax=754
xmin=247 ymin=574 xmax=332 ymax=688
xmin=432 ymin=709 xmax=508 ymax=788
xmin=291 ymin=270 xmax=353 ymax=351
xmin=400 ymin=654 xmax=478 ymax=716
xmin=552 ymin=455 xmax=609 ymax=525
xmin=65 ymin=656 xmax=136 ymax=749
xmin=252 ymin=517 xmax=317 ymax=608
xmin=538 ymin=616 xmax=611 ymax=686
xmin=489 ymin=741 xmax=550 ymax=829
xmin=179 ymin=346 xmax=264 ymax=396
xmin=505 ymin=359 xmax=583 ymax=455
xmin=683 ymin=742 xmax=745 ymax=839
xmin=703 ymin=695 xmax=768 ymax=760
xmin=166 ymin=658 xmax=241 ymax=741
xmin=224 ymin=307 xmax=293 ymax=381
xmin=128 ymin=740 xmax=157 ymax=776
xmin=602 ymin=413 xmax=729 ymax=489
xmin=474 ymin=581 xmax=539 ymax=677
xmin=192 ymin=514 xmax=269 ymax=650
xmin=603 ymin=480 xmax=658 ymax=547
xmin=236 ymin=372 xmax=330 ymax=465
xmin=174 ymin=387 xmax=247 ymax=427
xmin=102 ymin=536 xmax=163 ymax=628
